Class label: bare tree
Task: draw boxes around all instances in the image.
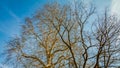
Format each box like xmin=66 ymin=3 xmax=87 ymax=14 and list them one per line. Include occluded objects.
xmin=2 ymin=1 xmax=120 ymax=68
xmin=93 ymin=11 xmax=120 ymax=68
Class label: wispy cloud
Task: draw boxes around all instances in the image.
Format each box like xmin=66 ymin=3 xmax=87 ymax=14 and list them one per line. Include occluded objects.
xmin=0 ymin=5 xmax=21 ymax=37
xmin=8 ymin=10 xmax=21 ymax=23
xmin=0 ymin=5 xmax=21 ymax=23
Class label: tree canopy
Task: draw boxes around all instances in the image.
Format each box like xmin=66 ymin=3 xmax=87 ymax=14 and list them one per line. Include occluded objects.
xmin=2 ymin=1 xmax=120 ymax=68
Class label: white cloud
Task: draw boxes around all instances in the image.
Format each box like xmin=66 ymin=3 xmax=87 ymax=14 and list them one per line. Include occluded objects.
xmin=111 ymin=0 xmax=120 ymax=15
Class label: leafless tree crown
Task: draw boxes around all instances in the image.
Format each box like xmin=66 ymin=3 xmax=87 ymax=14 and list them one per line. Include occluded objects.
xmin=2 ymin=1 xmax=120 ymax=68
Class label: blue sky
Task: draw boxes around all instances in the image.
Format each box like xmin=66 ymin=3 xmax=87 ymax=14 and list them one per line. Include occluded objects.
xmin=0 ymin=0 xmax=118 ymax=63
xmin=0 ymin=0 xmax=46 ymax=62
